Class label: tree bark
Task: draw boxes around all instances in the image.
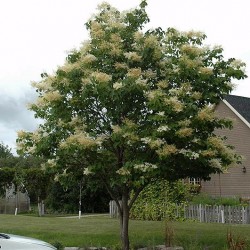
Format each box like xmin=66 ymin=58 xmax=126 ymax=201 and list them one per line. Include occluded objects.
xmin=119 ymin=190 xmax=130 ymax=250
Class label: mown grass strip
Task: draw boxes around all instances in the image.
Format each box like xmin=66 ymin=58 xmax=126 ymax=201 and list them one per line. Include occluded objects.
xmin=1 ymin=214 xmax=250 ymax=249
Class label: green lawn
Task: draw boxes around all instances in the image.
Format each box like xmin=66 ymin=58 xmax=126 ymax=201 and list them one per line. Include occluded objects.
xmin=0 ymin=214 xmax=250 ymax=249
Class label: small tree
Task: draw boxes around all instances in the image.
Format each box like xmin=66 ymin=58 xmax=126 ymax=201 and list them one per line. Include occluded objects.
xmin=0 ymin=142 xmax=13 ymax=158
xmin=0 ymin=142 xmax=19 ymax=196
xmin=0 ymin=167 xmax=16 ymax=195
xmin=0 ymin=142 xmax=18 ymax=168
xmin=23 ymin=168 xmax=52 ymax=216
xmin=17 ymin=1 xmax=246 ymax=249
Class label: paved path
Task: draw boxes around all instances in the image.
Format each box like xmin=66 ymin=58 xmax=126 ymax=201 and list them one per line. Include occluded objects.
xmin=59 ymin=213 xmax=109 ymax=219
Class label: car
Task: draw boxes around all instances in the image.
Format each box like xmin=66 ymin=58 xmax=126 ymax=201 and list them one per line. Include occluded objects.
xmin=0 ymin=233 xmax=57 ymax=250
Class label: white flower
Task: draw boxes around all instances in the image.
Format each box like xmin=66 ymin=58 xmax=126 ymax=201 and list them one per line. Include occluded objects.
xmin=156 ymin=111 xmax=165 ymax=117
xmin=209 ymin=158 xmax=222 ymax=169
xmin=190 ymin=152 xmax=199 ymax=159
xmin=229 ymin=59 xmax=245 ymax=69
xmin=83 ymin=167 xmax=93 ymax=175
xmin=135 ymin=78 xmax=147 ymax=87
xmin=134 ymin=162 xmax=158 ymax=172
xmin=116 ymin=167 xmax=130 ymax=176
xmin=47 ymin=159 xmax=57 ymax=168
xmin=91 ymin=72 xmax=112 ymax=83
xmin=141 ymin=137 xmax=151 ymax=144
xmin=111 ymin=125 xmax=122 ymax=133
xmin=81 ymin=54 xmax=97 ymax=64
xmin=113 ymin=82 xmax=123 ymax=90
xmin=124 ymin=52 xmax=142 ymax=62
xmin=157 ymin=125 xmax=170 ymax=132
xmin=27 ymin=146 xmax=36 ymax=154
xmin=126 ymin=68 xmax=141 ymax=78
xmin=43 ymin=90 xmax=62 ymax=102
xmin=54 ymin=174 xmax=60 ymax=182
xmin=179 ymin=149 xmax=199 ymax=160
xmin=17 ymin=130 xmax=27 ymax=138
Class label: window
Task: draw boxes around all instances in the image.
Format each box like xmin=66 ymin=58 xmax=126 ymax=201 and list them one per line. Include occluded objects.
xmin=189 ymin=177 xmax=201 ymax=185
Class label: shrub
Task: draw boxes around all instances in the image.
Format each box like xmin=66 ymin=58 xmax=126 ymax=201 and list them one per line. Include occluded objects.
xmin=190 ymin=193 xmax=247 ymax=206
xmin=130 ymin=180 xmax=190 ymax=221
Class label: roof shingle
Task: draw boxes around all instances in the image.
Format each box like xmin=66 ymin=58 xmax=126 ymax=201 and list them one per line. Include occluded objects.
xmin=224 ymin=95 xmax=250 ymax=124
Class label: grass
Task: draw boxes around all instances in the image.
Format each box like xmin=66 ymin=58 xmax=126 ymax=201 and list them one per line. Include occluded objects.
xmin=0 ymin=214 xmax=250 ymax=249
xmin=0 ymin=214 xmax=163 ymax=248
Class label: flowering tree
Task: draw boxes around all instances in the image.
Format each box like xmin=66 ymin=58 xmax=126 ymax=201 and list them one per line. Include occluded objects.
xmin=17 ymin=1 xmax=246 ymax=249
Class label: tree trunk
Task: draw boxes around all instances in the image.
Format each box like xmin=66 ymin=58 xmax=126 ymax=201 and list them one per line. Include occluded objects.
xmin=119 ymin=191 xmax=130 ymax=250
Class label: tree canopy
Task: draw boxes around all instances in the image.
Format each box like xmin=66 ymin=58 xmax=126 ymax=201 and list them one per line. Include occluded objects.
xmin=16 ymin=1 xmax=247 ymax=249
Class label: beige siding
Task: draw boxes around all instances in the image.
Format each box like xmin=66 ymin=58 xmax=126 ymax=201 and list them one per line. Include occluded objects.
xmin=201 ymin=101 xmax=250 ymax=197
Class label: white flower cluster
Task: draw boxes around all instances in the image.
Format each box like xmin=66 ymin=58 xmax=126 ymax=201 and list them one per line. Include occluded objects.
xmin=91 ymin=72 xmax=112 ymax=83
xmin=113 ymin=82 xmax=123 ymax=90
xmin=41 ymin=159 xmax=57 ymax=170
xmin=26 ymin=146 xmax=36 ymax=154
xmin=229 ymin=59 xmax=245 ymax=69
xmin=43 ymin=90 xmax=62 ymax=102
xmin=60 ymin=132 xmax=97 ymax=149
xmin=116 ymin=167 xmax=130 ymax=176
xmin=47 ymin=159 xmax=57 ymax=167
xmin=146 ymin=90 xmax=164 ymax=100
xmin=165 ymin=97 xmax=184 ymax=112
xmin=60 ymin=61 xmax=81 ymax=73
xmin=141 ymin=137 xmax=151 ymax=144
xmin=179 ymin=149 xmax=199 ymax=159
xmin=209 ymin=158 xmax=222 ymax=169
xmin=111 ymin=125 xmax=122 ymax=133
xmin=81 ymin=78 xmax=92 ymax=85
xmin=157 ymin=80 xmax=169 ymax=89
xmin=126 ymin=68 xmax=142 ymax=78
xmin=81 ymin=54 xmax=97 ymax=64
xmin=124 ymin=52 xmax=142 ymax=62
xmin=157 ymin=125 xmax=170 ymax=133
xmin=83 ymin=167 xmax=93 ymax=175
xmin=17 ymin=130 xmax=27 ymax=138
xmin=135 ymin=78 xmax=147 ymax=88
xmin=134 ymin=162 xmax=158 ymax=172
xmin=31 ymin=79 xmax=53 ymax=92
xmin=16 ymin=141 xmax=26 ymax=151
xmin=156 ymin=111 xmax=165 ymax=117
xmin=144 ymin=35 xmax=158 ymax=47
xmin=176 ymin=127 xmax=193 ymax=138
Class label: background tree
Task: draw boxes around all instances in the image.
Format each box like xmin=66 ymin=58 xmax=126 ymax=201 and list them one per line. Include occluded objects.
xmin=46 ymin=179 xmax=110 ymax=214
xmin=0 ymin=142 xmax=18 ymax=168
xmin=0 ymin=142 xmax=12 ymax=158
xmin=0 ymin=167 xmax=16 ymax=196
xmin=17 ymin=1 xmax=246 ymax=249
xmin=0 ymin=142 xmax=18 ymax=195
xmin=23 ymin=168 xmax=53 ymax=216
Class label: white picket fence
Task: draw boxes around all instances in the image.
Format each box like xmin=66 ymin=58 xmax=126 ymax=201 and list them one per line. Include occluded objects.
xmin=109 ymin=200 xmax=120 ymax=218
xmin=184 ymin=204 xmax=250 ymax=224
xmin=109 ymin=201 xmax=250 ymax=224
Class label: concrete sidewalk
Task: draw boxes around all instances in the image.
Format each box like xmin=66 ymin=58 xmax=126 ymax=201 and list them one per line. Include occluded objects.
xmin=59 ymin=214 xmax=109 ymax=219
xmin=64 ymin=248 xmax=107 ymax=250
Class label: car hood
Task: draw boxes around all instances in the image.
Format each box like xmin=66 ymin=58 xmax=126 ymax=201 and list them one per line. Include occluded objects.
xmin=0 ymin=233 xmax=56 ymax=249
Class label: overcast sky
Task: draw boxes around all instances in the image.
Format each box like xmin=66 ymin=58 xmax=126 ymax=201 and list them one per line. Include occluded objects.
xmin=0 ymin=0 xmax=249 ymax=153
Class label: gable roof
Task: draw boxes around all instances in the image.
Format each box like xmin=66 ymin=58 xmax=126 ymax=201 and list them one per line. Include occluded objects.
xmin=223 ymin=95 xmax=250 ymax=128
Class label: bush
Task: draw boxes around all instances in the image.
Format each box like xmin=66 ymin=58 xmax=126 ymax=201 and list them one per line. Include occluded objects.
xmin=130 ymin=180 xmax=190 ymax=221
xmin=190 ymin=193 xmax=247 ymax=206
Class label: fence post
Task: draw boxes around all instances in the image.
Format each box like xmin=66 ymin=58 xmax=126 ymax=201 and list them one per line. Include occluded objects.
xmin=199 ymin=204 xmax=202 ymax=222
xmin=247 ymin=205 xmax=250 ymax=224
xmin=221 ymin=206 xmax=225 ymax=224
xmin=242 ymin=206 xmax=246 ymax=224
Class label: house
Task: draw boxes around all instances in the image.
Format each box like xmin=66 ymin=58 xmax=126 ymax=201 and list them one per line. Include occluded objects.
xmin=201 ymin=95 xmax=250 ymax=198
